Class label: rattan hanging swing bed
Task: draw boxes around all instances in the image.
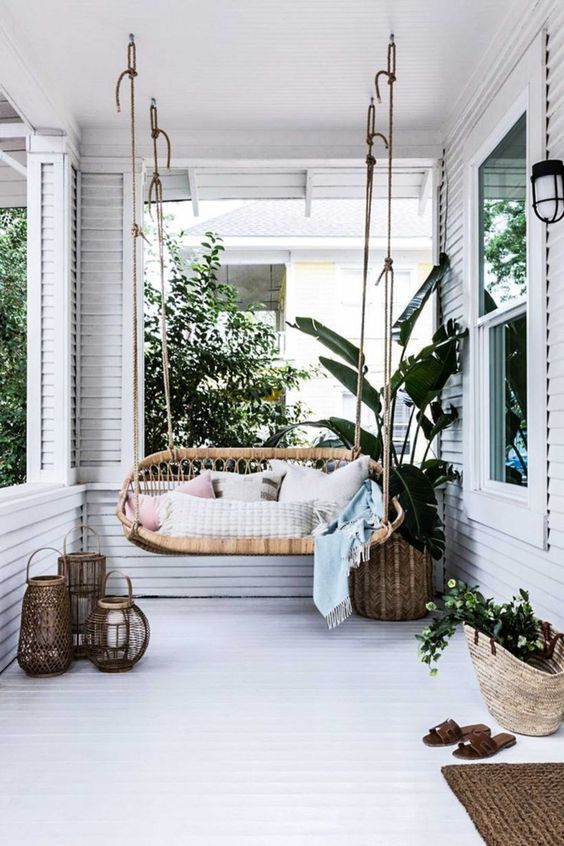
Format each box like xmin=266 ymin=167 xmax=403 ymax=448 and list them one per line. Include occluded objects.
xmin=115 ymin=35 xmax=403 ymax=556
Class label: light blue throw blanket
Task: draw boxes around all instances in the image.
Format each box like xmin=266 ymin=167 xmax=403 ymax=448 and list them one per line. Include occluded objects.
xmin=313 ymin=479 xmax=384 ymax=628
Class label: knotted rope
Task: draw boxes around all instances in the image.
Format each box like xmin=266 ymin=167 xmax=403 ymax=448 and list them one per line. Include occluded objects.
xmin=116 ymin=34 xmax=143 ymax=532
xmin=354 ymin=35 xmax=396 ymax=528
xmin=147 ymin=99 xmax=175 ymax=454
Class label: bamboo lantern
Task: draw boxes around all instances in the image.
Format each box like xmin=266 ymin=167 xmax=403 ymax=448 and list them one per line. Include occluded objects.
xmin=58 ymin=524 xmax=106 ymax=657
xmin=83 ymin=571 xmax=149 ymax=673
xmin=17 ymin=547 xmax=73 ymax=677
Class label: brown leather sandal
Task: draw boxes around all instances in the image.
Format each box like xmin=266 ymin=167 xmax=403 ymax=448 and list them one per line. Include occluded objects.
xmin=452 ymin=729 xmax=517 ymax=760
xmin=422 ymin=719 xmax=491 ymax=747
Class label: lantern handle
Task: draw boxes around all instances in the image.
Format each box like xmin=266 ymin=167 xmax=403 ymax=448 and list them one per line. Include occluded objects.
xmin=102 ymin=570 xmax=133 ymax=602
xmin=26 ymin=547 xmax=64 ymax=583
xmin=63 ymin=523 xmax=101 ymax=557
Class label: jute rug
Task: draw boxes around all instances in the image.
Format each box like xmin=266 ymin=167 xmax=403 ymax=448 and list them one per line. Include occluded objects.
xmin=442 ymin=763 xmax=564 ymax=845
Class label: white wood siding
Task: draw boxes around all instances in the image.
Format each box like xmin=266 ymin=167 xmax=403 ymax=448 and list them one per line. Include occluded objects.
xmin=440 ymin=6 xmax=564 ymax=625
xmin=78 ymin=172 xmax=124 ymax=472
xmin=85 ymin=488 xmax=313 ymax=597
xmin=0 ymin=488 xmax=83 ymax=673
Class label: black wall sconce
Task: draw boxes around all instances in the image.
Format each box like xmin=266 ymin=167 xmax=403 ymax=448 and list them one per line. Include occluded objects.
xmin=531 ymin=159 xmax=564 ymax=224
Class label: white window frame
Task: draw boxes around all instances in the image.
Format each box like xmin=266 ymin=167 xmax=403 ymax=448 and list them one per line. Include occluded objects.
xmin=463 ymin=33 xmax=547 ymax=549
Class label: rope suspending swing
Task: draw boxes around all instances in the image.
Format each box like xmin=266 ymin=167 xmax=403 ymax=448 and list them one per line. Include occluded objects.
xmin=354 ymin=35 xmax=401 ymax=539
xmin=147 ymin=99 xmax=175 ymax=457
xmin=115 ymin=35 xmax=404 ymax=555
xmin=115 ymin=34 xmax=143 ymax=533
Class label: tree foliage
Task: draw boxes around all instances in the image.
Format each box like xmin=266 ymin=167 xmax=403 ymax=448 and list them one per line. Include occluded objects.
xmin=144 ymin=231 xmax=310 ymax=454
xmin=483 ymin=200 xmax=528 ymax=484
xmin=483 ymin=199 xmax=526 ymax=305
xmin=0 ymin=208 xmax=27 ymax=487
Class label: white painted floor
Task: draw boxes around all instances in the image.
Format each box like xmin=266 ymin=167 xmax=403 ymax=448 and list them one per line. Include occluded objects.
xmin=1 ymin=598 xmax=563 ymax=846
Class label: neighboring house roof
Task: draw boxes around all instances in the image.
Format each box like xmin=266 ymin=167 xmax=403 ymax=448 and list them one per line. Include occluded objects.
xmin=185 ymin=199 xmax=431 ymax=240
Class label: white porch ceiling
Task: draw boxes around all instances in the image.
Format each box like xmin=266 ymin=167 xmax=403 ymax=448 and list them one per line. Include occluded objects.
xmin=0 ymin=0 xmax=512 ymax=139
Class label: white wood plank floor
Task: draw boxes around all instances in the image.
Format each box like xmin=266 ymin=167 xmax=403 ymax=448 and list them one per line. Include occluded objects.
xmin=1 ymin=598 xmax=563 ymax=846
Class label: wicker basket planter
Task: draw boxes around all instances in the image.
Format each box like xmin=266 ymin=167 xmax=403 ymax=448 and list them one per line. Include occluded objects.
xmin=464 ymin=624 xmax=564 ymax=736
xmin=58 ymin=525 xmax=106 ymax=658
xmin=17 ymin=547 xmax=73 ymax=677
xmin=349 ymin=533 xmax=432 ymax=621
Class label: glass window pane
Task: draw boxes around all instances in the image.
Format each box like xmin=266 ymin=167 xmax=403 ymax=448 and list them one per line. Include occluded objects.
xmin=489 ymin=313 xmax=528 ymax=486
xmin=479 ymin=114 xmax=527 ymax=315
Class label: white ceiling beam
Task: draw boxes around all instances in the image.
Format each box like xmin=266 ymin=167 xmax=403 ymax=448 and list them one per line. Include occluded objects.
xmin=0 ymin=147 xmax=26 ymax=176
xmin=305 ymin=169 xmax=313 ymax=218
xmin=0 ymin=121 xmax=27 ymax=138
xmin=187 ymin=168 xmax=200 ymax=217
xmin=80 ymin=127 xmax=443 ymax=163
xmin=418 ymin=167 xmax=432 ymax=216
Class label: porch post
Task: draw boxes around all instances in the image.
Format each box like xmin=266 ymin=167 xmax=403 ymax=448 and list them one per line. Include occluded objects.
xmin=26 ymin=134 xmax=78 ymax=486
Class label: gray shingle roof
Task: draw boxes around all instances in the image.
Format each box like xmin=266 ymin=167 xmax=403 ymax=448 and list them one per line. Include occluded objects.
xmin=185 ymin=199 xmax=431 ymax=239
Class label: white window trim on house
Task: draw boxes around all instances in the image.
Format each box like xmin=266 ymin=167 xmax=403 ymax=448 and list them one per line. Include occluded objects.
xmin=462 ymin=32 xmax=547 ymax=549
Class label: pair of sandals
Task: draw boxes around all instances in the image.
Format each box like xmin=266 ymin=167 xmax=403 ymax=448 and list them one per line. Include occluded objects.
xmin=423 ymin=718 xmax=516 ymax=760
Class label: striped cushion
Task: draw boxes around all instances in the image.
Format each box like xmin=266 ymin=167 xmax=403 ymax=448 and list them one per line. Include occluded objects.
xmin=158 ymin=492 xmax=314 ymax=538
xmin=212 ymin=471 xmax=284 ymax=502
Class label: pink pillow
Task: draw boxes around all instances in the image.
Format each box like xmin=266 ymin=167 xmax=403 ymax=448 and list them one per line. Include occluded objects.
xmin=125 ymin=471 xmax=215 ymax=531
xmin=176 ymin=471 xmax=216 ymax=499
xmin=125 ymin=493 xmax=164 ymax=532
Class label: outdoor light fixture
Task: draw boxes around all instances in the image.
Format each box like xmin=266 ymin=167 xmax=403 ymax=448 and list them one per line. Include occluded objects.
xmin=531 ymin=159 xmax=564 ymax=223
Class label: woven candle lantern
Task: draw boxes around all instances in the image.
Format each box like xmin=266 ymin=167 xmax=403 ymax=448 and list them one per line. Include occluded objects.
xmin=83 ymin=571 xmax=149 ymax=672
xmin=58 ymin=524 xmax=106 ymax=657
xmin=18 ymin=547 xmax=73 ymax=677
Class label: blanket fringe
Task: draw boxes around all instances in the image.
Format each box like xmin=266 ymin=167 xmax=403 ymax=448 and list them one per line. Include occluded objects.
xmin=346 ymin=541 xmax=372 ymax=573
xmin=325 ymin=596 xmax=353 ymax=630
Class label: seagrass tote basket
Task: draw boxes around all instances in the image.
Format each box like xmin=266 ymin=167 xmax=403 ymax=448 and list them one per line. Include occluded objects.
xmin=349 ymin=533 xmax=432 ymax=621
xmin=464 ymin=624 xmax=564 ymax=736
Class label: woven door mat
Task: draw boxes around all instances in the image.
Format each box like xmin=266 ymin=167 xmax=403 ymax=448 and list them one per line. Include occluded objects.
xmin=442 ymin=763 xmax=564 ymax=846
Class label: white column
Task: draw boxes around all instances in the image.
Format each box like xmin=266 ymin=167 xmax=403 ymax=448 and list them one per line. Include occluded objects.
xmin=26 ymin=134 xmax=78 ymax=485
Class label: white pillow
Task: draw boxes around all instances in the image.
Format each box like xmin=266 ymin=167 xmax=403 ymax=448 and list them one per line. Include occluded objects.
xmin=158 ymin=491 xmax=314 ymax=538
xmin=270 ymin=455 xmax=370 ymax=512
xmin=212 ymin=470 xmax=284 ymax=501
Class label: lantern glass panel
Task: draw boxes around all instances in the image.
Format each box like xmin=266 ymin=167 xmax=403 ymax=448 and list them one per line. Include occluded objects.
xmin=534 ymin=171 xmax=564 ymax=223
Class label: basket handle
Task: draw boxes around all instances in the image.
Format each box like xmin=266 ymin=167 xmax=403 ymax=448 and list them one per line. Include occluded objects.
xmin=102 ymin=569 xmax=133 ymax=602
xmin=26 ymin=547 xmax=64 ymax=583
xmin=541 ymin=621 xmax=564 ymax=659
xmin=63 ymin=523 xmax=101 ymax=556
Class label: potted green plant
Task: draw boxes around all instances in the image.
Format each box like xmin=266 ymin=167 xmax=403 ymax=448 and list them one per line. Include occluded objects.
xmin=419 ymin=580 xmax=564 ymax=736
xmin=266 ymin=254 xmax=466 ymax=619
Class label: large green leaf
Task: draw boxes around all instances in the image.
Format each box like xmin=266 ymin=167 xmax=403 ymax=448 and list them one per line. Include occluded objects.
xmin=290 ymin=317 xmax=364 ymax=370
xmin=391 ymin=320 xmax=467 ymax=409
xmin=416 ymin=403 xmax=459 ymax=445
xmin=319 ymin=356 xmax=382 ymax=417
xmin=389 ymin=464 xmax=440 ymax=556
xmin=263 ymin=417 xmax=381 ymax=460
xmin=393 ymin=253 xmax=450 ymax=347
xmin=421 ymin=458 xmax=461 ymax=488
xmin=323 ymin=417 xmax=381 ymax=461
